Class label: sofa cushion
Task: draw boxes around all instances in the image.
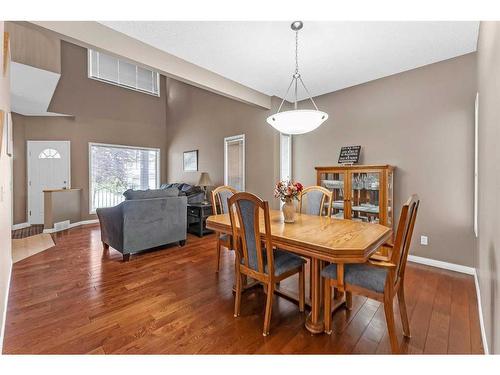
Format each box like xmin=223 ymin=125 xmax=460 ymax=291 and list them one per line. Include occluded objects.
xmin=123 ymin=188 xmax=179 ymax=200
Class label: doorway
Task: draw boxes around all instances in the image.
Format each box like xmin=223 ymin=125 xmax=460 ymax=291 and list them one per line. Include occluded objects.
xmin=27 ymin=141 xmax=71 ymax=225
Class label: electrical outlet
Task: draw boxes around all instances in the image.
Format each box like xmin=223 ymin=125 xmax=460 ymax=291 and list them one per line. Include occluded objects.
xmin=420 ymin=235 xmax=429 ymax=246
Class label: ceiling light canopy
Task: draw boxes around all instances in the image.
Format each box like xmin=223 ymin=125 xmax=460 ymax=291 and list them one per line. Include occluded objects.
xmin=267 ymin=21 xmax=328 ymax=135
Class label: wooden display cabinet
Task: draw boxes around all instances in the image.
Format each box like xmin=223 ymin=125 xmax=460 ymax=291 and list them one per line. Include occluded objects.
xmin=315 ymin=164 xmax=395 ymax=230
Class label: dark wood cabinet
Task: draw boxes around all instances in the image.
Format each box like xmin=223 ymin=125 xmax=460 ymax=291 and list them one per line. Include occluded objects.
xmin=187 ymin=202 xmax=214 ymax=237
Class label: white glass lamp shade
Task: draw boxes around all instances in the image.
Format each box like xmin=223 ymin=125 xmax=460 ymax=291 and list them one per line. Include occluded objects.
xmin=266 ymin=109 xmax=328 ymax=135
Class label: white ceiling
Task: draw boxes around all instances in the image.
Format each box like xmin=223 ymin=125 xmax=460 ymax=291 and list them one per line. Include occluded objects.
xmin=100 ymin=21 xmax=479 ymax=101
xmin=10 ymin=62 xmax=67 ymax=116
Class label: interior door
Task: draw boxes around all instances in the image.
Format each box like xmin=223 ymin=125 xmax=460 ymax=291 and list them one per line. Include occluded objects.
xmin=27 ymin=141 xmax=71 ymax=225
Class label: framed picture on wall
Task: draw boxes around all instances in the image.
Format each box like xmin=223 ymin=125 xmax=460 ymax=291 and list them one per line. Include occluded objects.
xmin=183 ymin=150 xmax=198 ymax=172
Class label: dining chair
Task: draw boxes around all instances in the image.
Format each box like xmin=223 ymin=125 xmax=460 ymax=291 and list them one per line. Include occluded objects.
xmin=211 ymin=185 xmax=237 ymax=272
xmin=322 ymin=194 xmax=420 ymax=353
xmin=298 ymin=185 xmax=333 ymax=217
xmin=229 ymin=192 xmax=306 ymax=336
xmin=298 ymin=186 xmax=334 ymax=299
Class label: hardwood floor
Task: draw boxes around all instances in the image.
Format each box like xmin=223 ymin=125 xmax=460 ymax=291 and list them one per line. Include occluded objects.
xmin=3 ymin=224 xmax=483 ymax=354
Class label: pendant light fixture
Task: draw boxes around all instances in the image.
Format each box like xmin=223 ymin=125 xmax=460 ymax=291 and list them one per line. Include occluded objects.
xmin=267 ymin=21 xmax=328 ymax=135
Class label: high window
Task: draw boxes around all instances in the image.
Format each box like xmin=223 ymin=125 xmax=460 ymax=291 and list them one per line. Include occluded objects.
xmin=280 ymin=133 xmax=292 ymax=181
xmin=88 ymin=49 xmax=160 ymax=96
xmin=89 ymin=143 xmax=160 ymax=213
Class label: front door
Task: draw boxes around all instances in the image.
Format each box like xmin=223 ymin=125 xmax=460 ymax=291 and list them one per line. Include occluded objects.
xmin=27 ymin=141 xmax=71 ymax=225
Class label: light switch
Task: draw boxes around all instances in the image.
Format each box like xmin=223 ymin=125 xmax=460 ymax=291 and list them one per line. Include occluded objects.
xmin=420 ymin=235 xmax=429 ymax=246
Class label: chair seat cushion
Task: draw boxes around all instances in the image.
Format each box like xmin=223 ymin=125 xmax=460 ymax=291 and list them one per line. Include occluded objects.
xmin=321 ymin=262 xmax=388 ymax=293
xmin=241 ymin=249 xmax=306 ymax=277
xmin=268 ymin=250 xmax=306 ymax=276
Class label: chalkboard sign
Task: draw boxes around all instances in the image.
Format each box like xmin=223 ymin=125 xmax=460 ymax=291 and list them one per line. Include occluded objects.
xmin=338 ymin=146 xmax=361 ymax=164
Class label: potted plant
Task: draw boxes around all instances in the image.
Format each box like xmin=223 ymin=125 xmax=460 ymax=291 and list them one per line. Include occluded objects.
xmin=274 ymin=180 xmax=303 ymax=223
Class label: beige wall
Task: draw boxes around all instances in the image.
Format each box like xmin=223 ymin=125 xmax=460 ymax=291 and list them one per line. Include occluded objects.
xmin=293 ymin=53 xmax=477 ymax=267
xmin=476 ymin=21 xmax=500 ymax=354
xmin=0 ymin=21 xmax=13 ymax=353
xmin=165 ymin=78 xmax=280 ymax=205
xmin=44 ymin=189 xmax=81 ymax=229
xmin=12 ymin=41 xmax=168 ymax=223
xmin=6 ymin=22 xmax=61 ymax=73
xmin=13 ymin=112 xmax=168 ymax=222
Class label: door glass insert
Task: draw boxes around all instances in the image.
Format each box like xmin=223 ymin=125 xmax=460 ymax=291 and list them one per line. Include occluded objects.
xmin=351 ymin=172 xmax=380 ymax=223
xmin=320 ymin=172 xmax=345 ymax=218
xmin=38 ymin=148 xmax=61 ymax=159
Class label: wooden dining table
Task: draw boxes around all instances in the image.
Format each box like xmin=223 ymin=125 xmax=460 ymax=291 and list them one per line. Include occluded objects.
xmin=206 ymin=209 xmax=392 ymax=334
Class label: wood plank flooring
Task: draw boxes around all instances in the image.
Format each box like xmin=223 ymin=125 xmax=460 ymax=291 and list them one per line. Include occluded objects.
xmin=3 ymin=224 xmax=484 ymax=354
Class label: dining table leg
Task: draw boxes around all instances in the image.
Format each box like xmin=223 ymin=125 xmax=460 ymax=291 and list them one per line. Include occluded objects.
xmin=305 ymin=257 xmax=324 ymax=334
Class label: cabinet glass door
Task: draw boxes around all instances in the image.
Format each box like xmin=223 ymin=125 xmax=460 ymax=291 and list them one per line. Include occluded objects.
xmin=319 ymin=171 xmax=345 ymax=218
xmin=350 ymin=171 xmax=381 ymax=223
xmin=387 ymin=170 xmax=393 ymax=228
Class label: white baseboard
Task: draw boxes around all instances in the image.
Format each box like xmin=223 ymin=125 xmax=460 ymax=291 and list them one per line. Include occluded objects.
xmin=474 ymin=271 xmax=489 ymax=354
xmin=408 ymin=254 xmax=489 ymax=354
xmin=0 ymin=257 xmax=13 ymax=355
xmin=43 ymin=219 xmax=99 ymax=234
xmin=11 ymin=222 xmax=29 ymax=231
xmin=408 ymin=255 xmax=475 ymax=275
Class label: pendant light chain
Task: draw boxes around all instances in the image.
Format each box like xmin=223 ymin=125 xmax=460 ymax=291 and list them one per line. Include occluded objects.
xmin=295 ymin=30 xmax=299 ymax=75
xmin=266 ymin=21 xmax=329 ymax=135
xmin=274 ymin=21 xmax=324 ymax=115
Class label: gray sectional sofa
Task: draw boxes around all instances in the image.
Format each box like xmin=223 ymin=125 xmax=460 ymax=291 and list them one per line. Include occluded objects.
xmin=96 ymin=187 xmax=188 ymax=261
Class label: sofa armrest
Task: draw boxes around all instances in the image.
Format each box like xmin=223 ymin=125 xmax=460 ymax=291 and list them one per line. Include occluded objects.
xmin=96 ymin=204 xmax=124 ymax=251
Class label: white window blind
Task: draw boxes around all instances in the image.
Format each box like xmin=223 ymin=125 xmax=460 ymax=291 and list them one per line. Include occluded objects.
xmin=88 ymin=49 xmax=160 ymax=96
xmin=224 ymin=135 xmax=245 ymax=191
xmin=89 ymin=143 xmax=160 ymax=213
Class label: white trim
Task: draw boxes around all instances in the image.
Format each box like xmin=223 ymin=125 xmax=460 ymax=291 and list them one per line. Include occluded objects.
xmin=0 ymin=257 xmax=13 ymax=354
xmin=408 ymin=255 xmax=475 ymax=275
xmin=43 ymin=219 xmax=99 ymax=234
xmin=473 ymin=270 xmax=489 ymax=354
xmin=27 ymin=140 xmax=71 ymax=225
xmin=88 ymin=142 xmax=161 ymax=214
xmin=224 ymin=134 xmax=246 ymax=191
xmin=11 ymin=222 xmax=29 ymax=231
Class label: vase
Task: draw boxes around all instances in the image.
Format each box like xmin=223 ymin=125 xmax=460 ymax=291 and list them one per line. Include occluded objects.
xmin=282 ymin=198 xmax=296 ymax=223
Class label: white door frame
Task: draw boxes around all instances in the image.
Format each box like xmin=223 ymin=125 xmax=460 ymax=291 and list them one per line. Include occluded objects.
xmin=224 ymin=134 xmax=245 ymax=191
xmin=27 ymin=140 xmax=71 ymax=224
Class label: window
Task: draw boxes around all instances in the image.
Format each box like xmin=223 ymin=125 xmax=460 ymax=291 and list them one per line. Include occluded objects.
xmin=224 ymin=135 xmax=245 ymax=191
xmin=89 ymin=143 xmax=160 ymax=213
xmin=474 ymin=92 xmax=479 ymax=237
xmin=88 ymin=49 xmax=160 ymax=96
xmin=280 ymin=133 xmax=292 ymax=181
xmin=39 ymin=148 xmax=61 ymax=159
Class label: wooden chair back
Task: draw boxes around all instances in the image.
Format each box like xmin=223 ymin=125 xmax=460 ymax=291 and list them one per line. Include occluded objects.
xmin=211 ymin=185 xmax=237 ymax=215
xmin=228 ymin=192 xmax=275 ymax=276
xmin=298 ymin=186 xmax=333 ymax=217
xmin=390 ymin=194 xmax=420 ymax=283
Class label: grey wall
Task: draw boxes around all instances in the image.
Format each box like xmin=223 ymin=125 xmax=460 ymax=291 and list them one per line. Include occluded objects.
xmin=12 ymin=41 xmax=168 ymax=223
xmin=476 ymin=21 xmax=500 ymax=354
xmin=293 ymin=53 xmax=477 ymax=267
xmin=165 ymin=78 xmax=280 ymax=205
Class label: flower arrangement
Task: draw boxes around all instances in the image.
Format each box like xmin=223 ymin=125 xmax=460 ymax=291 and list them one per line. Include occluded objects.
xmin=274 ymin=180 xmax=304 ymax=202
